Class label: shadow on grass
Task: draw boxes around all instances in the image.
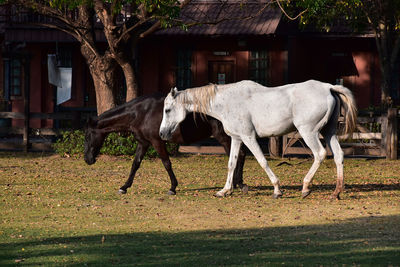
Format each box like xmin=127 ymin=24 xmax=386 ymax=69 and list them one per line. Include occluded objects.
xmin=251 ymin=183 xmax=400 ymax=193
xmin=186 ymin=183 xmax=400 ymax=195
xmin=2 ymin=215 xmax=399 ymax=266
xmin=0 ymin=151 xmax=55 ymax=160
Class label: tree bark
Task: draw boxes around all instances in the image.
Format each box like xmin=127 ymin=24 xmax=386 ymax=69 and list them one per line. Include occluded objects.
xmin=120 ymin=61 xmax=139 ymax=101
xmin=88 ymin=57 xmax=118 ymax=115
xmin=375 ymin=31 xmax=399 ymax=108
xmin=93 ymin=0 xmax=141 ymax=102
xmin=80 ymin=43 xmax=118 ymax=115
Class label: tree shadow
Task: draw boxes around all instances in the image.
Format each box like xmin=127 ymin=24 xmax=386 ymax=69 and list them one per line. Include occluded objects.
xmin=251 ymin=183 xmax=400 ymax=193
xmin=2 ymin=215 xmax=399 ymax=266
xmin=185 ymin=183 xmax=400 ymax=196
xmin=0 ymin=151 xmax=56 ymax=160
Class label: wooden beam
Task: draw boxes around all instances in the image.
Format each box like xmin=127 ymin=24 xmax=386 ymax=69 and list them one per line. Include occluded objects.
xmin=386 ymin=108 xmax=398 ymax=160
xmin=0 ymin=112 xmax=25 ymax=119
xmin=23 ymin=56 xmax=30 ymax=153
xmin=287 ymin=131 xmax=382 ymax=140
xmin=283 ymin=146 xmax=383 ymax=157
xmin=269 ymin=137 xmax=281 ymax=157
xmin=30 ymin=112 xmax=74 ymax=120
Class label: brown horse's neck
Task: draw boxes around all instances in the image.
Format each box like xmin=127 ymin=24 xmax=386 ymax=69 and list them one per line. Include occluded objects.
xmin=96 ymin=104 xmax=132 ymax=133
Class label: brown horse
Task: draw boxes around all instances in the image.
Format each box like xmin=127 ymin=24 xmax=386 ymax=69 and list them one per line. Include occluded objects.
xmin=84 ymin=92 xmax=246 ymax=195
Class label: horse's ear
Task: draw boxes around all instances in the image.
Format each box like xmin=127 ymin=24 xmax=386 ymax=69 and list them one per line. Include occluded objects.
xmin=170 ymin=87 xmax=178 ymax=98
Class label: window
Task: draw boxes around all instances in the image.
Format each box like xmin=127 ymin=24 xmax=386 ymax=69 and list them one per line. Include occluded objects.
xmin=249 ymin=50 xmax=269 ymax=86
xmin=3 ymin=57 xmax=24 ymax=99
xmin=9 ymin=59 xmax=23 ymax=96
xmin=176 ymin=50 xmax=192 ymax=90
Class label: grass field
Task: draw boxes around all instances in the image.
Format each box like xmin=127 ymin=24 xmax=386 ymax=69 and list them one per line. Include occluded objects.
xmin=0 ymin=152 xmax=399 ymax=266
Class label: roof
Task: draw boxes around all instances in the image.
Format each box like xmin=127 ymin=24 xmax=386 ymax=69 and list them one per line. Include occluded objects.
xmin=157 ymin=1 xmax=282 ymax=36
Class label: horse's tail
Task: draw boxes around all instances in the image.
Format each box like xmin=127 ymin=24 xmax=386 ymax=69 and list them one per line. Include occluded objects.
xmin=330 ymin=85 xmax=358 ymax=137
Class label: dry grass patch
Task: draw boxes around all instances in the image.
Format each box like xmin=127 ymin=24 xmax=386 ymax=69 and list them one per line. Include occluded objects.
xmin=0 ymin=152 xmax=399 ymax=265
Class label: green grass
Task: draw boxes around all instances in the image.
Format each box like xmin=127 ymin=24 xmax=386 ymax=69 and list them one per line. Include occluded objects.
xmin=0 ymin=152 xmax=399 ymax=266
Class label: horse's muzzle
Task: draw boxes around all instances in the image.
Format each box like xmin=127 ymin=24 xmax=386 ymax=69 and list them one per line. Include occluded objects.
xmin=84 ymin=155 xmax=96 ymax=165
xmin=159 ymin=130 xmax=171 ymax=141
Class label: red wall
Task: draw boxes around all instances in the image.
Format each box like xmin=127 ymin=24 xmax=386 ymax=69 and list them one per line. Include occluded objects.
xmin=10 ymin=43 xmax=93 ymax=128
xmin=288 ymin=37 xmax=383 ymax=109
xmin=5 ymin=35 xmax=390 ymax=130
xmin=139 ymin=36 xmax=287 ymax=95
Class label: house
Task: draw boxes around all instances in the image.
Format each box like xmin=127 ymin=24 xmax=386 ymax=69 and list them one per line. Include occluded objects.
xmin=139 ymin=2 xmax=385 ymax=110
xmin=0 ymin=2 xmax=396 ymax=134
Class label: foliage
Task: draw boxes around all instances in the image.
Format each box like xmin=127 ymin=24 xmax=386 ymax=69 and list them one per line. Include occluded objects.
xmin=100 ymin=132 xmax=138 ymax=156
xmin=285 ymin=0 xmax=400 ymax=32
xmin=53 ymin=130 xmax=178 ymax=157
xmin=0 ymin=153 xmax=399 ymax=265
xmin=53 ymin=130 xmax=85 ymax=156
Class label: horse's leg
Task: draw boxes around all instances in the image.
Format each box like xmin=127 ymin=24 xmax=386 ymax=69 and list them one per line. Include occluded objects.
xmin=153 ymin=141 xmax=178 ymax=195
xmin=324 ymin=133 xmax=344 ymax=200
xmin=235 ymin=148 xmax=248 ymax=193
xmin=241 ymin=136 xmax=282 ymax=198
xmin=211 ymin=123 xmax=247 ymax=193
xmin=215 ymin=137 xmax=242 ymax=197
xmin=322 ymin=95 xmax=345 ymax=200
xmin=119 ymin=142 xmax=150 ymax=194
xmin=297 ymin=130 xmax=326 ymax=198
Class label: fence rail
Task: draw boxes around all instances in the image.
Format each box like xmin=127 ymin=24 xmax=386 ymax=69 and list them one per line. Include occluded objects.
xmin=0 ymin=109 xmax=398 ymax=158
xmin=0 ymin=110 xmax=95 ymax=152
xmin=272 ymin=108 xmax=399 ymax=160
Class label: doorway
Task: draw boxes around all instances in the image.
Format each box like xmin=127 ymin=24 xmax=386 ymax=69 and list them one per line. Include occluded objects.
xmin=208 ymin=61 xmax=235 ymax=84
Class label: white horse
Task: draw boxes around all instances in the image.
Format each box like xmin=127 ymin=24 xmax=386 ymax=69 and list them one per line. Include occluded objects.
xmin=159 ymin=80 xmax=357 ymax=199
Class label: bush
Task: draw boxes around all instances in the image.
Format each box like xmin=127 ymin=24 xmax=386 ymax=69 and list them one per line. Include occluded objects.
xmin=100 ymin=132 xmax=138 ymax=156
xmin=53 ymin=130 xmax=179 ymax=158
xmin=53 ymin=130 xmax=85 ymax=156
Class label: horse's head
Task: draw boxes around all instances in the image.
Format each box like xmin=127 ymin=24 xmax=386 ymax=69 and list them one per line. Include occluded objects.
xmin=84 ymin=117 xmax=106 ymax=165
xmin=159 ymin=87 xmax=188 ymax=140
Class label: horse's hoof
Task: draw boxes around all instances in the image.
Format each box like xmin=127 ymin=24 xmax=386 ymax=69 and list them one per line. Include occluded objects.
xmin=214 ymin=190 xmax=232 ymax=197
xmin=118 ymin=189 xmax=127 ymax=194
xmin=167 ymin=190 xmax=176 ymax=195
xmin=214 ymin=191 xmax=225 ymax=198
xmin=302 ymin=190 xmax=311 ymax=199
xmin=330 ymin=193 xmax=340 ymax=200
xmin=240 ymin=184 xmax=249 ymax=194
xmin=272 ymin=193 xmax=283 ymax=199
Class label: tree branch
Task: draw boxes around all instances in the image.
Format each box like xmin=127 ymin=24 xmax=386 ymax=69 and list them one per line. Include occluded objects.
xmin=119 ymin=0 xmax=193 ymax=41
xmin=275 ymin=0 xmax=307 ymax=21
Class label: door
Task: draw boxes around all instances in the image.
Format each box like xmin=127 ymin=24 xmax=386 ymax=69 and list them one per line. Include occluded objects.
xmin=208 ymin=61 xmax=235 ymax=84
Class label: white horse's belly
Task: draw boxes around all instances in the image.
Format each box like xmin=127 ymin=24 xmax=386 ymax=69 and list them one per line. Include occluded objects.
xmin=252 ymin=114 xmax=295 ymax=137
xmin=247 ymin=94 xmax=295 ymax=137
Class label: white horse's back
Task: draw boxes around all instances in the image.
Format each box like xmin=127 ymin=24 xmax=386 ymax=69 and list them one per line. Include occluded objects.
xmin=212 ymin=80 xmax=337 ymax=138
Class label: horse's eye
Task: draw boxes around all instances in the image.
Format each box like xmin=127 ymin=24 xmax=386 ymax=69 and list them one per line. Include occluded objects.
xmin=165 ymin=109 xmax=171 ymax=114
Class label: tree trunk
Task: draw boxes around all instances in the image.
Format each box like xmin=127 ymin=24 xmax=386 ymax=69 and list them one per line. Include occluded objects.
xmin=380 ymin=63 xmax=393 ymax=108
xmin=89 ymin=64 xmax=118 ymax=115
xmin=80 ymin=45 xmax=119 ymax=115
xmin=377 ymin=45 xmax=399 ymax=109
xmin=120 ymin=61 xmax=139 ymax=101
xmin=375 ymin=32 xmax=398 ymax=109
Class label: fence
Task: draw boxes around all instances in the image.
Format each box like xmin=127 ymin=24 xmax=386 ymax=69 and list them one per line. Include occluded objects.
xmin=0 ymin=109 xmax=398 ymax=159
xmin=270 ymin=108 xmax=399 ymax=160
xmin=0 ymin=110 xmax=96 ymax=152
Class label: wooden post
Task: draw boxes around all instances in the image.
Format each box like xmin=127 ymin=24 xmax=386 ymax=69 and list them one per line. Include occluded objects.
xmin=386 ymin=108 xmax=398 ymax=160
xmin=23 ymin=55 xmax=31 ymax=152
xmin=269 ymin=137 xmax=281 ymax=158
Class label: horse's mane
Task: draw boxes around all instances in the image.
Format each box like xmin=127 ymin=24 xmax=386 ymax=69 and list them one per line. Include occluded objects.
xmin=177 ymin=84 xmax=218 ymax=116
